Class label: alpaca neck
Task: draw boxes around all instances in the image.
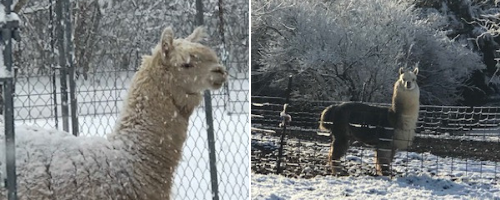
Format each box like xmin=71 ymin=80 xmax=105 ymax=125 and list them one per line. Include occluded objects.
xmin=110 ymin=66 xmax=202 ymax=175
xmin=390 ymin=85 xmax=419 ymax=132
xmin=109 ymin=71 xmax=202 ymax=198
xmin=112 ymin=68 xmax=202 ymax=145
xmin=391 ymin=87 xmax=419 ymax=115
xmin=171 ymin=91 xmax=203 ymax=119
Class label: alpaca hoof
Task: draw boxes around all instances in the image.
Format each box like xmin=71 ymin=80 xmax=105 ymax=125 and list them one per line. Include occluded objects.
xmin=334 ymin=170 xmax=349 ymax=176
xmin=376 ymin=169 xmax=392 ymax=176
xmin=331 ymin=166 xmax=348 ymax=176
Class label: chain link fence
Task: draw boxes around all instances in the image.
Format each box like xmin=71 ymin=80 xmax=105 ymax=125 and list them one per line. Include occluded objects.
xmin=251 ymin=95 xmax=500 ymax=180
xmin=4 ymin=0 xmax=248 ymax=199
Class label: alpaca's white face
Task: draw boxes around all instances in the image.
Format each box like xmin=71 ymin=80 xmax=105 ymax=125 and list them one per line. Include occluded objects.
xmin=398 ymin=68 xmax=419 ymax=91
xmin=170 ymin=42 xmax=227 ymax=93
xmin=161 ymin=27 xmax=228 ymax=94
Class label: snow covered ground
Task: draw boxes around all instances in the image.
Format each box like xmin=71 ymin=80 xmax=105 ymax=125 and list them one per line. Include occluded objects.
xmin=252 ymin=173 xmax=500 ymax=199
xmin=2 ymin=72 xmax=249 ymax=199
xmin=251 ymin=148 xmax=500 ymax=199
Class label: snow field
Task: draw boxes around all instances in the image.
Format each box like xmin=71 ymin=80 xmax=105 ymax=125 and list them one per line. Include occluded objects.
xmin=251 ymin=134 xmax=500 ymax=199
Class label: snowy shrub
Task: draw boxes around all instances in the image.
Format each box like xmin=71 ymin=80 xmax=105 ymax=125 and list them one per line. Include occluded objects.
xmin=252 ymin=0 xmax=485 ymax=105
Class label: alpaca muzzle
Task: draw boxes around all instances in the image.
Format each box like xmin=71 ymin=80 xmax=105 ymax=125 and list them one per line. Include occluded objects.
xmin=211 ymin=66 xmax=227 ymax=76
xmin=405 ymin=81 xmax=416 ymax=90
xmin=209 ymin=66 xmax=227 ymax=89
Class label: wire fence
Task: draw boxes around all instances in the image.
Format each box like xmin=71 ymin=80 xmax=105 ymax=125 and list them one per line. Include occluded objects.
xmin=251 ymin=95 xmax=500 ymax=180
xmin=3 ymin=0 xmax=248 ymax=199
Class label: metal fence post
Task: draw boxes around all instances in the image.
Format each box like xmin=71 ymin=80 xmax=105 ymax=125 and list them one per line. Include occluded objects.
xmin=64 ymin=0 xmax=79 ymax=136
xmin=218 ymin=0 xmax=230 ymax=114
xmin=49 ymin=0 xmax=59 ymax=129
xmin=2 ymin=0 xmax=18 ymax=199
xmin=276 ymin=75 xmax=293 ymax=174
xmin=196 ymin=0 xmax=220 ymax=199
xmin=3 ymin=78 xmax=15 ymax=200
xmin=56 ymin=0 xmax=69 ymax=132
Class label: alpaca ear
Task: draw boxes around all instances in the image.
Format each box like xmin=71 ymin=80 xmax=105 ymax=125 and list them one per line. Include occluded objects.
xmin=399 ymin=67 xmax=404 ymax=75
xmin=186 ymin=26 xmax=207 ymax=43
xmin=161 ymin=27 xmax=175 ymax=55
xmin=413 ymin=68 xmax=419 ymax=75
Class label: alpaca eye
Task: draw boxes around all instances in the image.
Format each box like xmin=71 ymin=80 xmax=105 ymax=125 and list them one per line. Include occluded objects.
xmin=181 ymin=63 xmax=193 ymax=68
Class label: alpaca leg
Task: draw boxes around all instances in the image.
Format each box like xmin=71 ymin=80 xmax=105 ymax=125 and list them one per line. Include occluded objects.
xmin=329 ymin=136 xmax=349 ymax=176
xmin=328 ymin=141 xmax=337 ymax=174
xmin=375 ymin=148 xmax=395 ymax=176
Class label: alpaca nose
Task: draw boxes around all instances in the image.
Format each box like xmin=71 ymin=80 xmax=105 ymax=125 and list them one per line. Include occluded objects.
xmin=211 ymin=66 xmax=227 ymax=76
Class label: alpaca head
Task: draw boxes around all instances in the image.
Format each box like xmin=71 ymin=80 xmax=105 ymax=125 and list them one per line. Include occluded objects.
xmin=397 ymin=67 xmax=419 ymax=91
xmin=159 ymin=26 xmax=227 ymax=94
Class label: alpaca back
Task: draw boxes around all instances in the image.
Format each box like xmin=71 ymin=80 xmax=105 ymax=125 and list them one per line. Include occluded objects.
xmin=320 ymin=102 xmax=392 ymax=146
xmin=0 ymin=125 xmax=135 ymax=200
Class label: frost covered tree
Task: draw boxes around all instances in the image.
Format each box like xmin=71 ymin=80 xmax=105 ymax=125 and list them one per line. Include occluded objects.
xmin=465 ymin=2 xmax=500 ymax=104
xmin=13 ymin=0 xmax=248 ymax=77
xmin=402 ymin=0 xmax=500 ymax=105
xmin=475 ymin=12 xmax=500 ymax=84
xmin=252 ymin=0 xmax=486 ymax=105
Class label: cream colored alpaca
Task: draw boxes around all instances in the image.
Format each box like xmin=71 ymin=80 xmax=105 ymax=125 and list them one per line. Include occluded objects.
xmin=0 ymin=26 xmax=227 ymax=200
xmin=108 ymin=26 xmax=227 ymax=199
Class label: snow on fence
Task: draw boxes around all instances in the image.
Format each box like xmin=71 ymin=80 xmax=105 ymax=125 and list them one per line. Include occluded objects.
xmin=251 ymin=96 xmax=500 ymax=180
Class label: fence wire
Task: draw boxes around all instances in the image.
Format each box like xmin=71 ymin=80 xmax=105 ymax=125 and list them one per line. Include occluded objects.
xmin=251 ymin=96 xmax=500 ymax=180
xmin=4 ymin=0 xmax=249 ymax=199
